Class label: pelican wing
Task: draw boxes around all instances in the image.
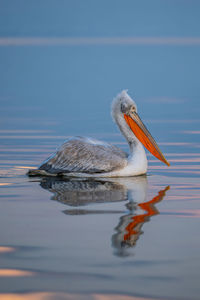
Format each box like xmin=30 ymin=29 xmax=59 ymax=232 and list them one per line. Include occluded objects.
xmin=39 ymin=137 xmax=128 ymax=174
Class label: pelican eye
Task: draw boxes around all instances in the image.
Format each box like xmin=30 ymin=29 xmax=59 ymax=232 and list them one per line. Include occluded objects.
xmin=130 ymin=106 xmax=136 ymax=113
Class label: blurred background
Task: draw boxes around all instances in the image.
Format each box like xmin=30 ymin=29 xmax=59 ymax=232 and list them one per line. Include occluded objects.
xmin=0 ymin=0 xmax=200 ymax=148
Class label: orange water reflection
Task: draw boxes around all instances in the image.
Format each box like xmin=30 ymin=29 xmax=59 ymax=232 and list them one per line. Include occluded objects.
xmin=0 ymin=292 xmax=161 ymax=300
xmin=0 ymin=247 xmax=15 ymax=253
xmin=112 ymin=185 xmax=170 ymax=256
xmin=0 ymin=269 xmax=35 ymax=277
xmin=123 ymin=186 xmax=170 ymax=243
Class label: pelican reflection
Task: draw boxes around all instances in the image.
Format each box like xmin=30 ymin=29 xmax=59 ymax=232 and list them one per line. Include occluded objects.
xmin=39 ymin=176 xmax=169 ymax=256
xmin=112 ymin=184 xmax=169 ymax=257
xmin=40 ymin=177 xmax=127 ymax=207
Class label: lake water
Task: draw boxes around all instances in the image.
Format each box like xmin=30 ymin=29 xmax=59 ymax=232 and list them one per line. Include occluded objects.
xmin=1 ymin=1 xmax=200 ymax=300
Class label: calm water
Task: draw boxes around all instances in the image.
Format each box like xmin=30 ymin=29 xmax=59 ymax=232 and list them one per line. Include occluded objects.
xmin=1 ymin=1 xmax=200 ymax=300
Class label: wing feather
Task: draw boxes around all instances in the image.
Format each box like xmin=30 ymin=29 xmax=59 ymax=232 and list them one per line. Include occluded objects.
xmin=39 ymin=137 xmax=127 ymax=174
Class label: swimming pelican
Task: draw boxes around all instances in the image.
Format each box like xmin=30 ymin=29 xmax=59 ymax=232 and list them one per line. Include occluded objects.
xmin=28 ymin=90 xmax=170 ymax=178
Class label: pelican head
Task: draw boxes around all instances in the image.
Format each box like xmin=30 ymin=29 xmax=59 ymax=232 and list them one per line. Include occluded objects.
xmin=112 ymin=90 xmax=170 ymax=166
xmin=112 ymin=90 xmax=137 ymax=117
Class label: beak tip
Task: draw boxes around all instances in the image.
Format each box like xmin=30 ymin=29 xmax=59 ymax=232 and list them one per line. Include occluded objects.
xmin=166 ymin=161 xmax=170 ymax=167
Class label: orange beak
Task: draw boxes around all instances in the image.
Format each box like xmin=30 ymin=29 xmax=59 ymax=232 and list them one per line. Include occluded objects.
xmin=124 ymin=112 xmax=170 ymax=166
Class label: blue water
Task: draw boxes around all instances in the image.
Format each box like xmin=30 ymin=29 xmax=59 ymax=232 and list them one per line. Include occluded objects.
xmin=0 ymin=1 xmax=200 ymax=300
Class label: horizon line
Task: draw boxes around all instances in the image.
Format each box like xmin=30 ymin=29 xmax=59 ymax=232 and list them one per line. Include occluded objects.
xmin=0 ymin=36 xmax=200 ymax=46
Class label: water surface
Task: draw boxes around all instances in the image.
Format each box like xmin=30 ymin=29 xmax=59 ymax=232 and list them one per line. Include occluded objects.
xmin=1 ymin=1 xmax=200 ymax=300
xmin=1 ymin=107 xmax=200 ymax=300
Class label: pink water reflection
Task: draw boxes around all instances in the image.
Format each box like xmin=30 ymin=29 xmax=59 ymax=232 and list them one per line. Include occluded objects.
xmin=0 ymin=292 xmax=159 ymax=300
xmin=1 ymin=36 xmax=200 ymax=46
xmin=163 ymin=209 xmax=200 ymax=218
xmin=150 ymin=165 xmax=200 ymax=170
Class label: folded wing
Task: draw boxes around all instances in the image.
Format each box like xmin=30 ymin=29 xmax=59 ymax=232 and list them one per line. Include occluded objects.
xmin=39 ymin=137 xmax=128 ymax=174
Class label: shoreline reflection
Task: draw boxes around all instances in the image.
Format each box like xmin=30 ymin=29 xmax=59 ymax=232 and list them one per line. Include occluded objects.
xmin=39 ymin=176 xmax=169 ymax=257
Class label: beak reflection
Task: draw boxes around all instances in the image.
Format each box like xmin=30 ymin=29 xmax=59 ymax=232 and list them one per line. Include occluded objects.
xmin=112 ymin=185 xmax=170 ymax=256
xmin=38 ymin=177 xmax=170 ymax=257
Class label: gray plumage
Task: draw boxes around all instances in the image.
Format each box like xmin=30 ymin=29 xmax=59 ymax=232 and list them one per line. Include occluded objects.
xmin=38 ymin=137 xmax=128 ymax=175
xmin=40 ymin=177 xmax=127 ymax=206
xmin=27 ymin=90 xmax=152 ymax=178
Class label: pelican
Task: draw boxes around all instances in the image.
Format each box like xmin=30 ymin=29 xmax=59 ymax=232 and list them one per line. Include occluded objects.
xmin=28 ymin=90 xmax=170 ymax=178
